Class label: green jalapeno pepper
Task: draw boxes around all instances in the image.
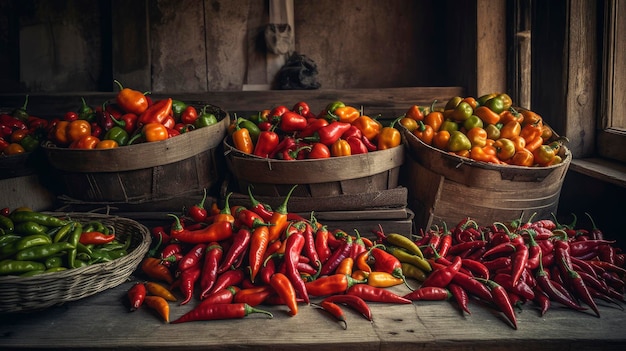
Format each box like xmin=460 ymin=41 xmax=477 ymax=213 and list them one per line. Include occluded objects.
xmin=0 ymin=215 xmax=14 ymax=232
xmin=13 ymin=221 xmax=48 ymax=236
xmin=15 ymin=234 xmax=52 ymax=251
xmin=44 ymin=256 xmax=64 ymax=269
xmin=53 ymin=222 xmax=75 ymax=243
xmin=67 ymin=223 xmax=83 ymax=268
xmin=10 ymin=211 xmax=68 ymax=227
xmin=15 ymin=242 xmax=75 ymax=261
xmin=0 ymin=259 xmax=46 ymax=276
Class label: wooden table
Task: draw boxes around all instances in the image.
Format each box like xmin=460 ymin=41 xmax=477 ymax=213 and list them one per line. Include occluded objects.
xmin=2 ymin=275 xmax=625 ymax=351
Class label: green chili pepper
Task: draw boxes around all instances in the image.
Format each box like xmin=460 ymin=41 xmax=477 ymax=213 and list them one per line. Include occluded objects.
xmin=10 ymin=211 xmax=68 ymax=227
xmin=15 ymin=242 xmax=75 ymax=261
xmin=237 ymin=118 xmax=261 ymax=143
xmin=20 ymin=269 xmax=46 ymax=277
xmin=194 ymin=105 xmax=218 ymax=128
xmin=15 ymin=234 xmax=52 ymax=251
xmin=67 ymin=222 xmax=83 ymax=268
xmin=45 ymin=256 xmax=64 ymax=269
xmin=107 ymin=249 xmax=127 ymax=260
xmin=0 ymin=215 xmax=15 ymax=232
xmin=0 ymin=234 xmax=20 ymax=246
xmin=103 ymin=126 xmax=129 ymax=146
xmin=171 ymin=99 xmax=187 ymax=118
xmin=73 ymin=259 xmax=88 ymax=268
xmin=89 ymin=250 xmax=113 ymax=263
xmin=78 ymin=97 xmax=96 ymax=122
xmin=96 ymin=241 xmax=126 ymax=252
xmin=19 ymin=135 xmax=40 ymax=152
xmin=0 ymin=259 xmax=46 ymax=275
xmin=13 ymin=221 xmax=48 ymax=236
xmin=77 ymin=242 xmax=93 ymax=255
xmin=53 ymin=222 xmax=75 ymax=243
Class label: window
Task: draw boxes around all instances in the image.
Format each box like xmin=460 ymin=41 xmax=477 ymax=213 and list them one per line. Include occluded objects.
xmin=598 ymin=0 xmax=626 ymax=164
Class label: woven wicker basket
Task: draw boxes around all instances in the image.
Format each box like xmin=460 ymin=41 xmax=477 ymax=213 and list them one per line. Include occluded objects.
xmin=0 ymin=212 xmax=151 ymax=313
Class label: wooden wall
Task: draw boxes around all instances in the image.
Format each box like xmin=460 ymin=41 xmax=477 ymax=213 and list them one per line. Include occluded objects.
xmin=0 ymin=0 xmax=493 ymax=94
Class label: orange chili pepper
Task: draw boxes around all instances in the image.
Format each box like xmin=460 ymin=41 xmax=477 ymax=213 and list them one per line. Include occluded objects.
xmin=249 ymin=225 xmax=270 ymax=283
xmin=114 ymin=80 xmax=149 ymax=115
xmin=405 ymin=104 xmax=426 ymax=121
xmin=145 ymin=281 xmax=177 ymax=302
xmin=366 ymin=271 xmax=404 ymax=288
xmin=540 ymin=123 xmax=554 ymax=141
xmin=95 ymin=139 xmax=119 ymax=149
xmin=510 ymin=135 xmax=527 ymax=151
xmin=499 ymin=120 xmax=521 ymax=139
xmin=331 ymin=138 xmax=351 ymax=157
xmin=520 ymin=122 xmax=543 ymax=144
xmin=524 ymin=135 xmax=544 ymax=152
xmin=509 ymin=148 xmax=534 ymax=167
xmin=69 ymin=135 xmax=100 ymax=149
xmin=66 ymin=119 xmax=92 ymax=143
xmin=466 ymin=127 xmax=488 ymax=147
xmin=143 ymin=295 xmax=170 ymax=323
xmin=3 ymin=143 xmax=25 ymax=155
xmin=432 ymin=130 xmax=451 ymax=150
xmin=336 ymin=257 xmax=354 ymax=276
xmin=140 ymin=257 xmax=174 ymax=284
xmin=269 ymin=272 xmax=298 ymax=316
xmin=355 ymin=250 xmax=372 ymax=273
xmin=462 ymin=96 xmax=478 ymax=109
xmin=413 ymin=121 xmax=434 ymax=145
xmin=351 ymin=115 xmax=381 ymax=140
xmin=424 ymin=105 xmax=444 ymax=132
xmin=469 ymin=145 xmax=501 ymax=164
xmin=9 ymin=129 xmax=28 ymax=143
xmin=232 ymin=122 xmax=254 ymax=154
xmin=474 ymin=106 xmax=501 ymax=125
xmin=499 ymin=107 xmax=524 ymax=125
xmin=519 ymin=108 xmax=542 ymax=126
xmin=332 ymin=106 xmax=360 ymax=124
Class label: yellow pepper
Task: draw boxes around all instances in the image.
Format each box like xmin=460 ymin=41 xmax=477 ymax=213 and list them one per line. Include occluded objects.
xmin=376 ymin=116 xmax=402 ymax=150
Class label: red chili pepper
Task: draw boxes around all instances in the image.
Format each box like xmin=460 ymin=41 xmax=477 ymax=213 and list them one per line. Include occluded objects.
xmin=304 ymin=121 xmax=352 ymax=146
xmin=510 ymin=241 xmax=529 ymax=286
xmin=535 ymin=254 xmax=586 ymax=311
xmin=178 ymin=243 xmax=207 ymax=272
xmin=180 ymin=105 xmax=198 ymax=125
xmin=560 ymin=258 xmax=600 ymax=317
xmin=79 ymin=231 xmax=115 ymax=245
xmin=208 ymin=268 xmax=245 ymax=296
xmin=316 ymin=300 xmax=347 ymax=329
xmin=270 ymin=272 xmax=299 ymax=316
xmin=447 ymin=240 xmax=488 ymax=256
xmin=279 ymin=111 xmax=308 ymax=132
xmin=533 ymin=285 xmax=551 ymax=316
xmin=315 ymin=224 xmax=332 ymax=265
xmin=284 ymin=231 xmax=310 ymax=304
xmin=461 ymin=258 xmax=490 ymax=280
xmin=217 ymin=228 xmax=250 ymax=274
xmin=477 ymin=279 xmax=518 ymax=329
xmin=188 ymin=189 xmax=208 ymax=223
xmin=171 ymin=302 xmax=273 ymax=323
xmin=305 ymin=274 xmax=363 ymax=297
xmin=199 ymin=285 xmax=239 ymax=305
xmin=492 ymin=273 xmax=536 ymax=301
xmin=168 ymin=214 xmax=232 ymax=244
xmin=151 ymin=226 xmax=171 ymax=246
xmin=248 ymin=226 xmax=270 ymax=283
xmin=301 ymin=221 xmax=320 ymax=268
xmin=322 ymin=294 xmax=373 ymax=321
xmin=298 ymin=117 xmax=329 ymax=138
xmin=233 ymin=285 xmax=273 ymax=307
xmin=177 ymin=265 xmax=201 ymax=305
xmin=585 ymin=212 xmax=604 ymax=240
xmin=267 ymin=185 xmax=297 ymax=243
xmin=421 ymin=255 xmax=462 ymax=289
xmin=127 ymin=282 xmax=146 ymax=311
xmin=403 ymin=286 xmax=451 ymax=301
xmin=320 ymin=236 xmax=353 ymax=276
xmin=448 ymin=283 xmax=471 ymax=314
xmin=198 ymin=242 xmax=223 ymax=300
xmin=292 ymin=101 xmax=316 ymax=119
xmin=137 ymin=97 xmax=172 ymax=126
xmin=253 ymin=130 xmax=280 ymax=158
xmin=451 ymin=272 xmax=493 ymax=302
xmin=347 ymin=283 xmax=412 ymax=304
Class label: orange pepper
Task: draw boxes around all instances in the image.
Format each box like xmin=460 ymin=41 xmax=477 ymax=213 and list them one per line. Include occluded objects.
xmin=508 ymin=148 xmax=534 ymax=167
xmin=540 ymin=123 xmax=554 ymax=141
xmin=377 ymin=118 xmax=402 ymax=150
xmin=129 ymin=122 xmax=168 ymax=144
xmin=520 ymin=122 xmax=543 ymax=143
xmin=67 ymin=119 xmax=92 ymax=143
xmin=95 ymin=139 xmax=119 ymax=149
xmin=424 ymin=101 xmax=444 ymax=132
xmin=469 ymin=145 xmax=501 ymax=164
xmin=333 ymin=106 xmax=360 ymax=123
xmin=69 ymin=135 xmax=100 ymax=149
xmin=331 ymin=138 xmax=352 ymax=157
xmin=413 ymin=121 xmax=434 ymax=145
xmin=466 ymin=127 xmax=488 ymax=147
xmin=405 ymin=104 xmax=426 ymax=121
xmin=54 ymin=120 xmax=71 ymax=145
xmin=499 ymin=107 xmax=524 ymax=125
xmin=524 ymin=135 xmax=544 ymax=152
xmin=10 ymin=129 xmax=28 ymax=143
xmin=3 ymin=143 xmax=25 ymax=155
xmin=462 ymin=96 xmax=478 ymax=109
xmin=114 ymin=80 xmax=149 ymax=115
xmin=519 ymin=108 xmax=542 ymax=126
xmin=432 ymin=130 xmax=450 ymax=150
xmin=494 ymin=138 xmax=515 ymax=161
xmin=232 ymin=123 xmax=254 ymax=154
xmin=510 ymin=135 xmax=527 ymax=151
xmin=532 ymin=143 xmax=559 ymax=166
xmin=351 ymin=115 xmax=381 ymax=140
xmin=499 ymin=120 xmax=522 ymax=139
xmin=399 ymin=117 xmax=418 ymax=132
xmin=474 ymin=106 xmax=501 ymax=125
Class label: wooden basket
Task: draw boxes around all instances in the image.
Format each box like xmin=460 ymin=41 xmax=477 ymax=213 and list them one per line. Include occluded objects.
xmin=400 ymin=125 xmax=572 ymax=230
xmin=42 ymin=105 xmax=230 ymax=204
xmin=0 ymin=212 xmax=151 ymax=313
xmin=223 ymin=138 xmax=405 ymax=199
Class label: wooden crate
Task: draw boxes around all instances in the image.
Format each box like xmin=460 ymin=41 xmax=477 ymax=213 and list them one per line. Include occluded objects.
xmin=43 ymin=106 xmax=230 ymax=205
xmin=401 ymin=127 xmax=572 ymax=231
xmin=0 ymin=150 xmax=58 ymax=211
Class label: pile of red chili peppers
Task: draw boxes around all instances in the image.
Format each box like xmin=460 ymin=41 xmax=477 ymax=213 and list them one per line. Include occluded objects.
xmin=129 ymin=187 xmax=625 ymax=329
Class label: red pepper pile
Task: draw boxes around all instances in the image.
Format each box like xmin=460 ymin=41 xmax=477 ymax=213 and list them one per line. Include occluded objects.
xmin=403 ymin=213 xmax=625 ymax=329
xmin=132 ymin=187 xmax=420 ymax=326
xmin=228 ymin=100 xmax=402 ymax=160
xmin=1 ymin=96 xmax=50 ymax=156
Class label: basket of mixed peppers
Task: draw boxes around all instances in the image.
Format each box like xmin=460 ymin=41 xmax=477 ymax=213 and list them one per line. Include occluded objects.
xmin=226 ymin=100 xmax=402 ymax=160
xmin=400 ymin=93 xmax=569 ymax=168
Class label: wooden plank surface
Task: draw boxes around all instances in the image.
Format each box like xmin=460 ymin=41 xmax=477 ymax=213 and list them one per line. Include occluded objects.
xmin=1 ymin=276 xmax=625 ymax=351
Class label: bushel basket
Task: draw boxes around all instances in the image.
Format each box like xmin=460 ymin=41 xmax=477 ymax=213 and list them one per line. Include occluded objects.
xmin=0 ymin=212 xmax=151 ymax=313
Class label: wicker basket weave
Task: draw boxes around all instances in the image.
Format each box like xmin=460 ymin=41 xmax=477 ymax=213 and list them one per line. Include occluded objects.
xmin=0 ymin=212 xmax=151 ymax=313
